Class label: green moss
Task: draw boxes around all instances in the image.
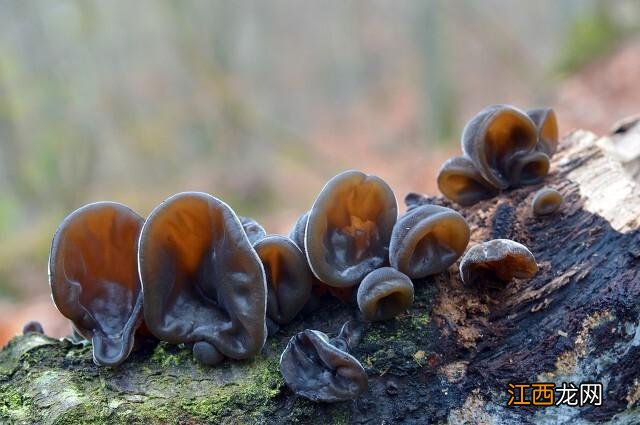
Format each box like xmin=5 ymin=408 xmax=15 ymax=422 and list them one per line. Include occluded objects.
xmin=179 ymin=356 xmax=284 ymax=424
xmin=150 ymin=342 xmax=192 ymax=368
xmin=0 ymin=384 xmax=30 ymax=422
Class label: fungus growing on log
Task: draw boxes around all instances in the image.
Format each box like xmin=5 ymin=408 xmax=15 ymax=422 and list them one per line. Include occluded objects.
xmin=279 ymin=329 xmax=368 ymax=402
xmin=356 ymin=267 xmax=414 ymax=322
xmin=138 ymin=192 xmax=267 ymax=365
xmin=22 ymin=321 xmax=44 ymax=335
xmin=389 ymin=205 xmax=470 ymax=278
xmin=532 ymin=187 xmax=564 ymax=216
xmin=254 ymin=235 xmax=313 ymax=325
xmin=437 ymin=156 xmax=499 ymax=206
xmin=288 ymin=211 xmax=309 ymax=253
xmin=459 ymin=239 xmax=538 ymax=287
xmin=239 ymin=216 xmax=267 ymax=244
xmin=527 ymin=107 xmax=559 ymax=156
xmin=48 ymin=202 xmax=145 ymax=367
xmin=305 ymin=170 xmax=398 ymax=288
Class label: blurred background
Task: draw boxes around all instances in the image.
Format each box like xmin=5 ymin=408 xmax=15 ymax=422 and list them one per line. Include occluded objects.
xmin=1 ymin=0 xmax=639 ymax=345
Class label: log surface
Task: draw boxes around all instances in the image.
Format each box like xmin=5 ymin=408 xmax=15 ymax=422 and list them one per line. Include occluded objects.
xmin=1 ymin=126 xmax=640 ymax=425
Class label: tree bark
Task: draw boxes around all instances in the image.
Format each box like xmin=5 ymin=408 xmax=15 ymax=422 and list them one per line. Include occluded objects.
xmin=1 ymin=125 xmax=640 ymax=425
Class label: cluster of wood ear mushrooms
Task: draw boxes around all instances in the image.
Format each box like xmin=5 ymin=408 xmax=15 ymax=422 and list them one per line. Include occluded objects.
xmin=45 ymin=103 xmax=560 ymax=403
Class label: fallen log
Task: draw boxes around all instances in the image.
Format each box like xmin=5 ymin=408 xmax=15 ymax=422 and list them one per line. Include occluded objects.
xmin=1 ymin=123 xmax=639 ymax=424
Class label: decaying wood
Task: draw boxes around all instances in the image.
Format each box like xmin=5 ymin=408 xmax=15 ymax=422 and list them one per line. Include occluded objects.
xmin=1 ymin=124 xmax=640 ymax=425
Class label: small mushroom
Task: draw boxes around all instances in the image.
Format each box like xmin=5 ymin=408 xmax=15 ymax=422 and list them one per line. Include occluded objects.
xmin=357 ymin=267 xmax=414 ymax=322
xmin=49 ymin=202 xmax=145 ymax=366
xmin=138 ymin=192 xmax=267 ymax=365
xmin=239 ymin=216 xmax=267 ymax=244
xmin=389 ymin=205 xmax=470 ymax=278
xmin=506 ymin=150 xmax=550 ymax=187
xmin=462 ymin=104 xmax=539 ymax=189
xmin=532 ymin=187 xmax=564 ymax=216
xmin=254 ymin=235 xmax=313 ymax=325
xmin=437 ymin=156 xmax=499 ymax=206
xmin=460 ymin=239 xmax=538 ymax=287
xmin=305 ymin=170 xmax=398 ymax=288
xmin=527 ymin=108 xmax=559 ymax=157
xmin=279 ymin=329 xmax=368 ymax=402
xmin=288 ymin=211 xmax=309 ymax=253
xmin=22 ymin=321 xmax=44 ymax=335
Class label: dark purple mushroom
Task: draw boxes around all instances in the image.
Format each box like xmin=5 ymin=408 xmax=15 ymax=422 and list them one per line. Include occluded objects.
xmin=22 ymin=321 xmax=44 ymax=335
xmin=460 ymin=239 xmax=538 ymax=287
xmin=49 ymin=202 xmax=145 ymax=366
xmin=138 ymin=192 xmax=267 ymax=365
xmin=279 ymin=329 xmax=368 ymax=402
xmin=357 ymin=268 xmax=414 ymax=322
xmin=305 ymin=170 xmax=397 ymax=288
xmin=389 ymin=205 xmax=470 ymax=279
xmin=254 ymin=235 xmax=313 ymax=325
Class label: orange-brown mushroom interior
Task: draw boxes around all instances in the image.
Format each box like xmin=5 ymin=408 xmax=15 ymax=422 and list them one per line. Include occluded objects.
xmin=484 ymin=111 xmax=537 ymax=172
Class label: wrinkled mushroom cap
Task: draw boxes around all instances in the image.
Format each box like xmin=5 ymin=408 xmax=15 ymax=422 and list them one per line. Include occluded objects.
xmin=239 ymin=216 xmax=267 ymax=245
xmin=389 ymin=205 xmax=470 ymax=279
xmin=460 ymin=239 xmax=538 ymax=287
xmin=138 ymin=192 xmax=267 ymax=365
xmin=527 ymin=108 xmax=559 ymax=157
xmin=49 ymin=202 xmax=144 ymax=366
xmin=357 ymin=267 xmax=414 ymax=322
xmin=462 ymin=105 xmax=538 ymax=189
xmin=532 ymin=187 xmax=564 ymax=216
xmin=279 ymin=329 xmax=368 ymax=402
xmin=305 ymin=170 xmax=398 ymax=288
xmin=437 ymin=156 xmax=500 ymax=206
xmin=254 ymin=235 xmax=313 ymax=325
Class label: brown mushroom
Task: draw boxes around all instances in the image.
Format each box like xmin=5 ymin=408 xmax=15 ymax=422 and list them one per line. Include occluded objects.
xmin=357 ymin=267 xmax=414 ymax=322
xmin=527 ymin=107 xmax=559 ymax=157
xmin=506 ymin=150 xmax=550 ymax=187
xmin=254 ymin=235 xmax=313 ymax=325
xmin=462 ymin=104 xmax=539 ymax=189
xmin=279 ymin=329 xmax=368 ymax=402
xmin=437 ymin=156 xmax=500 ymax=206
xmin=532 ymin=187 xmax=564 ymax=216
xmin=460 ymin=239 xmax=538 ymax=287
xmin=49 ymin=202 xmax=145 ymax=366
xmin=239 ymin=216 xmax=267 ymax=245
xmin=138 ymin=192 xmax=267 ymax=365
xmin=389 ymin=205 xmax=470 ymax=278
xmin=305 ymin=170 xmax=398 ymax=288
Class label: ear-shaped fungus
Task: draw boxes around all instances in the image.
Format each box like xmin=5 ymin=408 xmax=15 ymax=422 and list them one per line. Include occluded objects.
xmin=138 ymin=192 xmax=267 ymax=365
xmin=254 ymin=235 xmax=313 ymax=325
xmin=532 ymin=187 xmax=564 ymax=216
xmin=49 ymin=202 xmax=144 ymax=366
xmin=288 ymin=211 xmax=309 ymax=253
xmin=527 ymin=107 xmax=559 ymax=157
xmin=462 ymin=104 xmax=539 ymax=189
xmin=460 ymin=239 xmax=538 ymax=287
xmin=22 ymin=321 xmax=44 ymax=335
xmin=240 ymin=216 xmax=267 ymax=245
xmin=389 ymin=205 xmax=470 ymax=279
xmin=305 ymin=170 xmax=398 ymax=288
xmin=357 ymin=267 xmax=414 ymax=322
xmin=437 ymin=156 xmax=499 ymax=206
xmin=506 ymin=150 xmax=550 ymax=187
xmin=279 ymin=329 xmax=368 ymax=402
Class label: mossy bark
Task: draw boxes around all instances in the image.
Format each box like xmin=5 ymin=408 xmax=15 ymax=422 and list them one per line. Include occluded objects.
xmin=2 ymin=126 xmax=640 ymax=424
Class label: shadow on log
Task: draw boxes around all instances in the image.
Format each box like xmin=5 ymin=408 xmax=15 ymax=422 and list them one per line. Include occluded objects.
xmin=1 ymin=126 xmax=640 ymax=424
